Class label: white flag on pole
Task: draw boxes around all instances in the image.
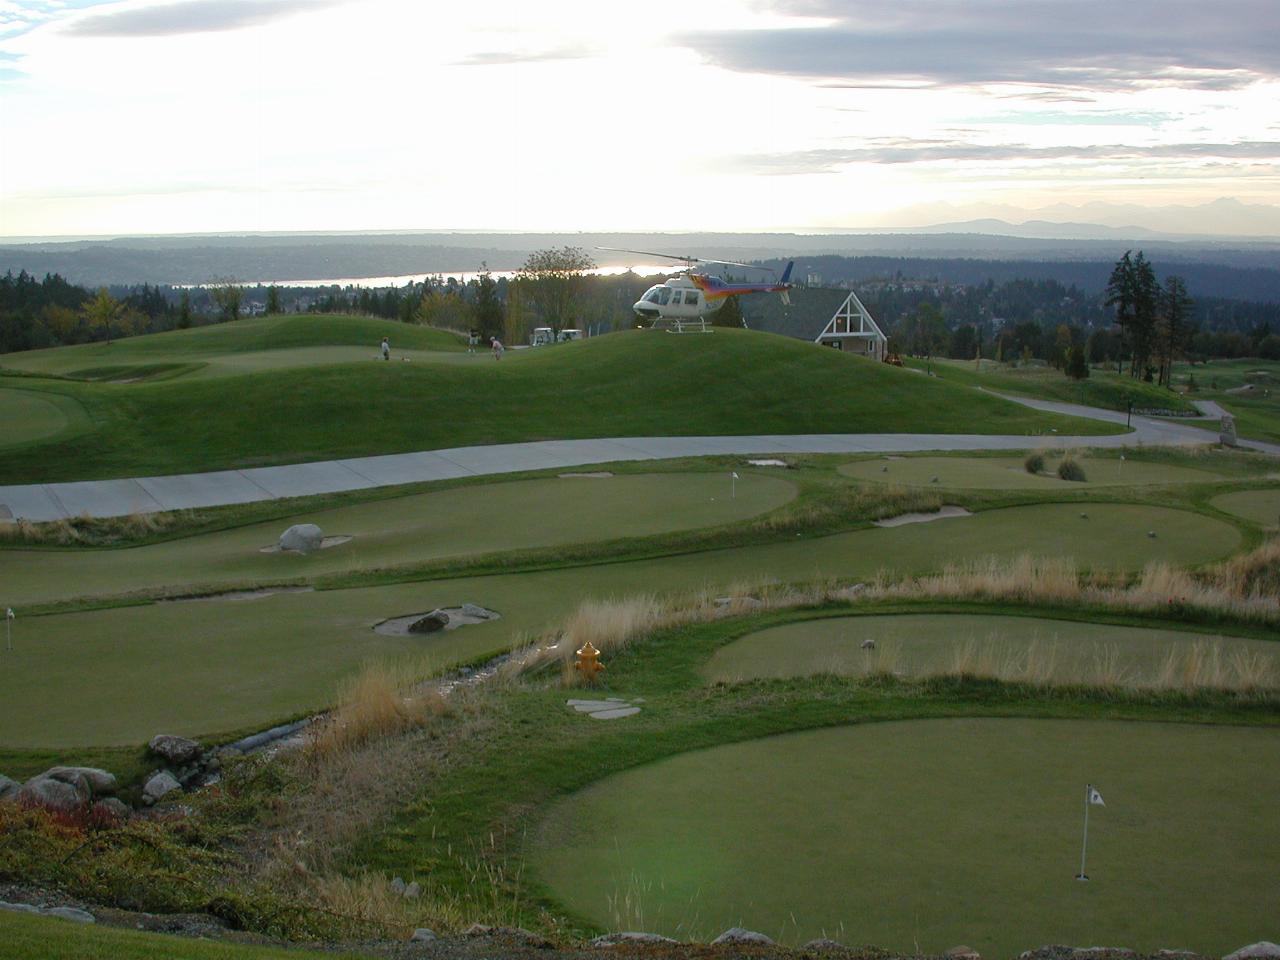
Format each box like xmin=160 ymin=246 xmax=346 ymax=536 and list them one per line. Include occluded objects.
xmin=5 ymin=608 xmax=13 ymax=620
xmin=732 ymin=472 xmax=739 ymax=479
xmin=1088 ymin=786 xmax=1105 ymax=806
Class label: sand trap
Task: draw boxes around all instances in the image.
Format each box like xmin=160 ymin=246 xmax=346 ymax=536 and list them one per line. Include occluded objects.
xmin=874 ymin=505 xmax=973 ymax=528
xmin=746 ymin=459 xmax=788 ymax=467
xmin=160 ymin=586 xmax=316 ymax=604
xmin=559 ymin=472 xmax=614 ymax=479
xmin=373 ymin=604 xmax=501 ymax=636
xmin=259 ymin=535 xmax=353 ymax=554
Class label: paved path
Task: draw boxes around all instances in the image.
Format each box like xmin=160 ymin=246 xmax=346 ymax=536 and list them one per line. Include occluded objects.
xmin=2 ymin=397 xmax=1274 ymax=522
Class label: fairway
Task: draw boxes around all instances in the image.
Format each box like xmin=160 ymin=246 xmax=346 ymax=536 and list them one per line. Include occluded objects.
xmin=0 ymin=325 xmax=1121 ymax=484
xmin=702 ymin=613 xmax=1277 ymax=685
xmin=1211 ymin=488 xmax=1280 ymax=527
xmin=0 ymin=503 xmax=1243 ymax=746
xmin=0 ymin=387 xmax=87 ymax=448
xmin=0 ymin=472 xmax=796 ymax=603
xmin=531 ymin=719 xmax=1280 ymax=956
xmin=840 ymin=454 xmax=1226 ymax=489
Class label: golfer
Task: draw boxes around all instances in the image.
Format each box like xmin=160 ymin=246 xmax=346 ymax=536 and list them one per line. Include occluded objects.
xmin=380 ymin=336 xmax=390 ymax=361
xmin=490 ymin=336 xmax=505 ymax=359
xmin=467 ymin=329 xmax=479 ymax=354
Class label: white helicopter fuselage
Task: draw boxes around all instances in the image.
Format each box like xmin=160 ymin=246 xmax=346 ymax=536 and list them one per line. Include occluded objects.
xmin=633 ymin=276 xmax=721 ymax=322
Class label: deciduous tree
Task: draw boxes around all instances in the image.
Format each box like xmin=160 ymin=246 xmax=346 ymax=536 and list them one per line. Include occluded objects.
xmin=513 ymin=246 xmax=595 ymax=342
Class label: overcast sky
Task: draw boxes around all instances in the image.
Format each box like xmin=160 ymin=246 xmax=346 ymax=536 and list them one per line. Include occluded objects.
xmin=1 ymin=0 xmax=1277 ymax=237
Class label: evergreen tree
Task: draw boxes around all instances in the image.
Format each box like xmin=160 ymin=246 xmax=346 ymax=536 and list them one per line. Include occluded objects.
xmin=1065 ymin=343 xmax=1089 ymax=380
xmin=471 ymin=266 xmax=505 ymax=339
xmin=713 ymin=294 xmax=744 ymax=328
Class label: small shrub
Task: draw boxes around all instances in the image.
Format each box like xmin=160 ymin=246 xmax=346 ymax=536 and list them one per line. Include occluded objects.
xmin=1024 ymin=452 xmax=1045 ymax=474
xmin=1057 ymin=455 xmax=1087 ymax=482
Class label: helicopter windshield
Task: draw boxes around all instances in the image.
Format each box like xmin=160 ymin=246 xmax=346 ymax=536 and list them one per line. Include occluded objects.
xmin=641 ymin=286 xmax=663 ymax=304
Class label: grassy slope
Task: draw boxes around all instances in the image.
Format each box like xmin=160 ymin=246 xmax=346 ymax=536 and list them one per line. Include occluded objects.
xmin=1169 ymin=359 xmax=1280 ymax=443
xmin=0 ymin=911 xmax=372 ymax=960
xmin=913 ymin=356 xmax=1197 ymax=414
xmin=0 ymin=503 xmax=1244 ymax=749
xmin=0 ymin=326 xmax=1118 ymax=483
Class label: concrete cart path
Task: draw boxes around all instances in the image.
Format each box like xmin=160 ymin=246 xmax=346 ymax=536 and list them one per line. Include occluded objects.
xmin=2 ymin=396 xmax=1274 ymax=522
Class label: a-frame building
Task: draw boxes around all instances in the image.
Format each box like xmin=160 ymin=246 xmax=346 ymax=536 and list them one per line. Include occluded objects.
xmin=737 ymin=286 xmax=888 ymax=360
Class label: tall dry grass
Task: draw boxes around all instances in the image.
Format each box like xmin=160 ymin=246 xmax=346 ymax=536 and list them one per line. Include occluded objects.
xmin=307 ymin=661 xmax=452 ymax=758
xmin=0 ymin=509 xmax=183 ymax=546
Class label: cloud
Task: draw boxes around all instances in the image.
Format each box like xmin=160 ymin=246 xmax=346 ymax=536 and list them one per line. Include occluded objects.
xmin=63 ymin=0 xmax=343 ymax=37
xmin=731 ymin=139 xmax=1280 ymax=174
xmin=453 ymin=44 xmax=593 ymax=67
xmin=679 ymin=1 xmax=1280 ymax=91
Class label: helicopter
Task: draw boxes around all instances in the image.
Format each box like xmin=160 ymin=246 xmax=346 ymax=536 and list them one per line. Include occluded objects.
xmin=599 ymin=247 xmax=794 ymax=325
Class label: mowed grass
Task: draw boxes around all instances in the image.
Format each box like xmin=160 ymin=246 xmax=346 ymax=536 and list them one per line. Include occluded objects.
xmin=0 ymin=323 xmax=1118 ymax=483
xmin=1211 ymin=488 xmax=1280 ymax=527
xmin=530 ymin=718 xmax=1280 ymax=956
xmin=0 ymin=503 xmax=1243 ymax=747
xmin=0 ymin=472 xmax=796 ymax=604
xmin=1171 ymin=359 xmax=1280 ymax=444
xmin=840 ymin=454 xmax=1225 ymax=489
xmin=0 ymin=910 xmax=373 ymax=960
xmin=908 ymin=356 xmax=1196 ymax=414
xmin=702 ymin=612 xmax=1278 ymax=685
xmin=0 ymin=387 xmax=91 ymax=449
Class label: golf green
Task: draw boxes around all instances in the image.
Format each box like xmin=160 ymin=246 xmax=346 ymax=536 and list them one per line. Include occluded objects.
xmin=531 ymin=719 xmax=1280 ymax=956
xmin=0 ymin=387 xmax=86 ymax=448
xmin=1211 ymin=488 xmax=1280 ymax=527
xmin=0 ymin=472 xmax=797 ymax=604
xmin=702 ymin=613 xmax=1277 ymax=686
xmin=0 ymin=502 xmax=1241 ymax=746
xmin=840 ymin=455 xmax=1226 ymax=489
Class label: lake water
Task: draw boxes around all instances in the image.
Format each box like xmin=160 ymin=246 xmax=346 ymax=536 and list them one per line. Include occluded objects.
xmin=246 ymin=264 xmax=672 ymax=289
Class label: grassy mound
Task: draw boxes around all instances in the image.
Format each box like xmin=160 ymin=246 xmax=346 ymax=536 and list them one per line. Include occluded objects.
xmin=1211 ymin=488 xmax=1280 ymax=527
xmin=532 ymin=718 xmax=1280 ymax=955
xmin=702 ymin=613 xmax=1277 ymax=685
xmin=0 ymin=325 xmax=1118 ymax=483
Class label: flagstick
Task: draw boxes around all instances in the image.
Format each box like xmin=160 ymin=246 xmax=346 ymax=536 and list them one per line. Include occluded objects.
xmin=731 ymin=474 xmax=736 ymax=500
xmin=1077 ymin=783 xmax=1091 ymax=881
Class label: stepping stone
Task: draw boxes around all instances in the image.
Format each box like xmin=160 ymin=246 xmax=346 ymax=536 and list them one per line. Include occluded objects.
xmin=568 ymin=701 xmax=619 ymax=713
xmin=590 ymin=706 xmax=641 ymax=720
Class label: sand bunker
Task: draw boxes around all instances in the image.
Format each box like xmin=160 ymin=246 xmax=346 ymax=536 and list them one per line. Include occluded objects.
xmin=746 ymin=459 xmax=789 ymax=467
xmin=874 ymin=505 xmax=973 ymax=528
xmin=373 ymin=604 xmax=501 ymax=636
xmin=259 ymin=535 xmax=352 ymax=554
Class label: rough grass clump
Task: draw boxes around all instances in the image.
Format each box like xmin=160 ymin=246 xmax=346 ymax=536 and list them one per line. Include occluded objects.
xmin=0 ymin=510 xmax=187 ymax=546
xmin=1056 ymin=453 xmax=1087 ymax=482
xmin=1024 ymin=452 xmax=1045 ymax=474
xmin=308 ymin=662 xmax=451 ymax=758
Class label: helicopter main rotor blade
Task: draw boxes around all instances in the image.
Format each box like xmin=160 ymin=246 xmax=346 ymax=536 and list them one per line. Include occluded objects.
xmin=596 ymin=246 xmax=778 ymax=274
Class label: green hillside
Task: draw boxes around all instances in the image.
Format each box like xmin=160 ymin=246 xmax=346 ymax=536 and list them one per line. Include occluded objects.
xmin=0 ymin=320 xmax=1119 ymax=482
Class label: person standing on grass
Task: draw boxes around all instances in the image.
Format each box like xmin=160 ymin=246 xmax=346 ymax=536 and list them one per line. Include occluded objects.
xmin=468 ymin=329 xmax=479 ymax=354
xmin=490 ymin=336 xmax=505 ymax=359
xmin=380 ymin=336 xmax=390 ymax=361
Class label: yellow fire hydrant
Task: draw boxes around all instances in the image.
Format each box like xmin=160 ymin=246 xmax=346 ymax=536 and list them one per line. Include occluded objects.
xmin=574 ymin=641 xmax=606 ymax=684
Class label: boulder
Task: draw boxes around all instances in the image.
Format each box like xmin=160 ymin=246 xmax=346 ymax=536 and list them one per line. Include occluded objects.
xmin=1225 ymin=945 xmax=1280 ymax=960
xmin=278 ymin=523 xmax=324 ymax=554
xmin=143 ymin=771 xmax=181 ymax=802
xmin=408 ymin=610 xmax=450 ymax=633
xmin=390 ymin=876 xmax=407 ymax=895
xmin=403 ymin=881 xmax=420 ymax=900
xmin=591 ymin=932 xmax=679 ymax=947
xmin=149 ymin=735 xmax=202 ymax=765
xmin=45 ymin=766 xmax=118 ymax=796
xmin=946 ymin=947 xmax=981 ymax=960
xmin=410 ymin=928 xmax=438 ymax=942
xmin=712 ymin=927 xmax=775 ymax=946
xmin=0 ymin=774 xmax=18 ymax=801
xmin=461 ymin=603 xmax=494 ymax=619
xmin=17 ymin=775 xmax=88 ymax=810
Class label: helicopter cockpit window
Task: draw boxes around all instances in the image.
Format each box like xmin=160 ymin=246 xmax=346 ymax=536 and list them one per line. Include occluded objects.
xmin=641 ymin=287 xmax=662 ymax=303
xmin=658 ymin=288 xmax=672 ymax=305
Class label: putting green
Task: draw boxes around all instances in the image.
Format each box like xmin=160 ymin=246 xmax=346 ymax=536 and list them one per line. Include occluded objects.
xmin=0 ymin=502 xmax=1241 ymax=746
xmin=531 ymin=719 xmax=1280 ymax=956
xmin=0 ymin=387 xmax=86 ymax=448
xmin=0 ymin=472 xmax=796 ymax=604
xmin=1211 ymin=488 xmax=1280 ymax=527
xmin=703 ymin=613 xmax=1278 ymax=686
xmin=840 ymin=455 xmax=1227 ymax=489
